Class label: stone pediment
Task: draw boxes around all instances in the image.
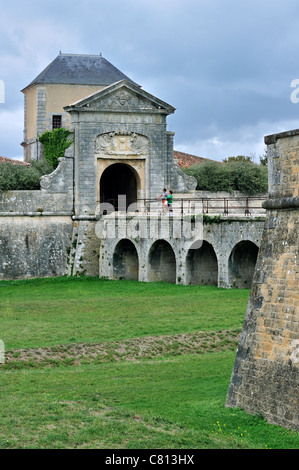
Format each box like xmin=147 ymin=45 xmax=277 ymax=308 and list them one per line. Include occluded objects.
xmin=64 ymin=80 xmax=175 ymax=115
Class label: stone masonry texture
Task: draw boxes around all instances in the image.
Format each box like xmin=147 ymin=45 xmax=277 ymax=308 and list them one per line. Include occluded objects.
xmin=226 ymin=129 xmax=299 ymax=431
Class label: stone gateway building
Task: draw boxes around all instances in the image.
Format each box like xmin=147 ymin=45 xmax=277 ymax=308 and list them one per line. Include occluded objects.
xmin=63 ymin=77 xmax=197 ymax=215
xmin=0 ymin=53 xmax=265 ymax=286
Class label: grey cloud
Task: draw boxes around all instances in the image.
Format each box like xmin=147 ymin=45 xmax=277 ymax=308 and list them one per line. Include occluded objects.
xmin=1 ymin=0 xmax=299 ymax=159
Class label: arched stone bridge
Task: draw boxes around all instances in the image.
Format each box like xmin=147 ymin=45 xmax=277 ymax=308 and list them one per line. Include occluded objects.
xmin=91 ymin=214 xmax=265 ymax=288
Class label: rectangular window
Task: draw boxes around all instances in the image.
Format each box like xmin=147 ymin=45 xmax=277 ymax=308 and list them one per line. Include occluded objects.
xmin=52 ymin=115 xmax=62 ymax=129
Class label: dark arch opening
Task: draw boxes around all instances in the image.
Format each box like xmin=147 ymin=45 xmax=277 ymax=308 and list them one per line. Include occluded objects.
xmin=100 ymin=163 xmax=137 ymax=211
xmin=148 ymin=240 xmax=176 ymax=283
xmin=186 ymin=241 xmax=218 ymax=285
xmin=228 ymin=240 xmax=259 ymax=288
xmin=113 ymin=239 xmax=139 ymax=280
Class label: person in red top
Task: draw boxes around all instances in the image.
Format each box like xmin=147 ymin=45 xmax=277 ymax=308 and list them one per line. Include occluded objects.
xmin=157 ymin=188 xmax=168 ymax=214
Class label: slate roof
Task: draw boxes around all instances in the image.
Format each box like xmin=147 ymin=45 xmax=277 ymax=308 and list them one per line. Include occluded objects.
xmin=22 ymin=53 xmax=139 ymax=91
xmin=174 ymin=150 xmax=219 ymax=168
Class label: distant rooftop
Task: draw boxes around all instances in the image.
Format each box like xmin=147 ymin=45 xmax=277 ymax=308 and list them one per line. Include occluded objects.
xmin=22 ymin=53 xmax=139 ymax=91
xmin=174 ymin=150 xmax=219 ymax=168
xmin=0 ymin=156 xmax=30 ymax=166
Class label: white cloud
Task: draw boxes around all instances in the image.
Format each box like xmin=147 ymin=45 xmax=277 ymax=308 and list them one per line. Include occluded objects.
xmin=1 ymin=1 xmax=299 ymax=161
xmin=0 ymin=107 xmax=24 ymax=159
xmin=0 ymin=9 xmax=84 ymax=99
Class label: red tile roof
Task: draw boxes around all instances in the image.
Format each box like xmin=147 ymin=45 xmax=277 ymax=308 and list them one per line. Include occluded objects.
xmin=1 ymin=152 xmax=215 ymax=169
xmin=0 ymin=156 xmax=30 ymax=166
xmin=174 ymin=150 xmax=218 ymax=168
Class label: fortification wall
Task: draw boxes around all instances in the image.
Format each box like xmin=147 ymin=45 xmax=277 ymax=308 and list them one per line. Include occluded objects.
xmin=226 ymin=129 xmax=299 ymax=431
xmin=0 ymin=191 xmax=72 ymax=214
xmin=0 ymin=210 xmax=264 ymax=283
xmin=0 ymin=156 xmax=74 ymax=280
xmin=0 ymin=215 xmax=73 ymax=279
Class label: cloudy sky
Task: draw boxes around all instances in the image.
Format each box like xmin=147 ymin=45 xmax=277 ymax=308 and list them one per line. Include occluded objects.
xmin=0 ymin=0 xmax=299 ymax=162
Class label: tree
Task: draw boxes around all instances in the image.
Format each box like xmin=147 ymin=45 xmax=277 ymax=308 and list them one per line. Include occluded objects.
xmin=0 ymin=160 xmax=53 ymax=191
xmin=38 ymin=128 xmax=73 ymax=169
xmin=182 ymin=159 xmax=268 ymax=194
xmin=259 ymin=148 xmax=268 ymax=166
xmin=222 ymin=155 xmax=254 ymax=163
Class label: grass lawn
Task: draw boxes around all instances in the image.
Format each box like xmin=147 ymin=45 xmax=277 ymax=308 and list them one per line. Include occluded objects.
xmin=0 ymin=277 xmax=248 ymax=349
xmin=0 ymin=277 xmax=298 ymax=449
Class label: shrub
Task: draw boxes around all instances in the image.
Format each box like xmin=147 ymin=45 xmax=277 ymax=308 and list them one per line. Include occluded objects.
xmin=226 ymin=161 xmax=268 ymax=194
xmin=0 ymin=163 xmax=18 ymax=191
xmin=183 ymin=160 xmax=268 ymax=194
xmin=38 ymin=128 xmax=73 ymax=168
xmin=0 ymin=160 xmax=53 ymax=191
xmin=183 ymin=162 xmax=233 ymax=192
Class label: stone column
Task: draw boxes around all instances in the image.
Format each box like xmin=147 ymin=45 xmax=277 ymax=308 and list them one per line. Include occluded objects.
xmin=226 ymin=129 xmax=299 ymax=431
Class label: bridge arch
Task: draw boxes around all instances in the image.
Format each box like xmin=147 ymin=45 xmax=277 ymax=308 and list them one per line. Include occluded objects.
xmin=186 ymin=240 xmax=218 ymax=285
xmin=148 ymin=239 xmax=176 ymax=283
xmin=113 ymin=238 xmax=139 ymax=280
xmin=228 ymin=240 xmax=259 ymax=288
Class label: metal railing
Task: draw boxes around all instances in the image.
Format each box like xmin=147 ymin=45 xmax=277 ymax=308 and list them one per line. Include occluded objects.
xmin=99 ymin=196 xmax=268 ymax=217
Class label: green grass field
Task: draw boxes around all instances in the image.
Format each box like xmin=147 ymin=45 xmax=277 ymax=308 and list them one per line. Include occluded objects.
xmin=0 ymin=277 xmax=298 ymax=449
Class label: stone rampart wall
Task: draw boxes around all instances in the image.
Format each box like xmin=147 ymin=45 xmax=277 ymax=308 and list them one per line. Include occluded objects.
xmin=226 ymin=129 xmax=299 ymax=431
xmin=0 ymin=216 xmax=73 ymax=279
xmin=0 ymin=156 xmax=74 ymax=279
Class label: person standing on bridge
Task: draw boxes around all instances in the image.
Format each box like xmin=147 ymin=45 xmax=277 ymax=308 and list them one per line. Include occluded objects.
xmin=157 ymin=188 xmax=168 ymax=214
xmin=167 ymin=190 xmax=173 ymax=215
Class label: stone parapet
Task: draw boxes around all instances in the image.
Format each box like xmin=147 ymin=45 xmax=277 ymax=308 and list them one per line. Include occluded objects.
xmin=265 ymin=128 xmax=299 ymax=199
xmin=0 ymin=192 xmax=73 ymax=215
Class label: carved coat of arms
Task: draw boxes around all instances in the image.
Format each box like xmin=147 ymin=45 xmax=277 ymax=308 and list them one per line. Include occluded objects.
xmin=95 ymin=131 xmax=149 ymax=158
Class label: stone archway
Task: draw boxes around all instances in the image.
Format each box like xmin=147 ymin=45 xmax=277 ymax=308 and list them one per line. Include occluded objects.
xmin=148 ymin=240 xmax=176 ymax=283
xmin=95 ymin=131 xmax=148 ymax=213
xmin=228 ymin=240 xmax=259 ymax=288
xmin=113 ymin=239 xmax=139 ymax=280
xmin=186 ymin=241 xmax=218 ymax=285
xmin=100 ymin=163 xmax=138 ymax=211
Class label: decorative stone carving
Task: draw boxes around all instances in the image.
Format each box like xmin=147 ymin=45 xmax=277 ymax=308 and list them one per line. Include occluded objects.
xmin=95 ymin=131 xmax=149 ymax=158
xmin=117 ymin=90 xmax=131 ymax=107
xmin=91 ymin=89 xmax=157 ymax=111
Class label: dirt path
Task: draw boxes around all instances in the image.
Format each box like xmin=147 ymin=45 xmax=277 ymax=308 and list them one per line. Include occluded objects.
xmin=2 ymin=329 xmax=240 ymax=369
